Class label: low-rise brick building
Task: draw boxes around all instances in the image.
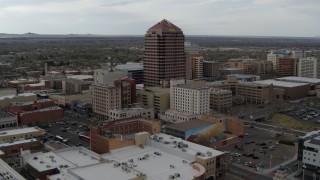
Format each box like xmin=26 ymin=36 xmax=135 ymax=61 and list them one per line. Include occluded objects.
xmin=18 ymin=106 xmax=63 ymax=125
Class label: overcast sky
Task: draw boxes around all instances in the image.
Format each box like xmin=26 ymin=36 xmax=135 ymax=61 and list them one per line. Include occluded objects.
xmin=0 ymin=0 xmax=319 ymax=37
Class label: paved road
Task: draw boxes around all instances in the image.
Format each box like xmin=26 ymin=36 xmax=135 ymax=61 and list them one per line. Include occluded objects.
xmin=227 ymin=163 xmax=272 ymax=180
xmin=253 ymin=122 xmax=306 ymax=137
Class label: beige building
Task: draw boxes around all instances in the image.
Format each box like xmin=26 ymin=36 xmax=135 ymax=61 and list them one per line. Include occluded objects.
xmin=210 ymin=88 xmax=232 ymax=113
xmin=298 ymin=57 xmax=317 ymax=78
xmin=109 ymin=107 xmax=154 ymax=120
xmin=64 ymin=79 xmax=92 ymax=93
xmin=0 ymin=127 xmax=45 ymax=142
xmin=186 ymin=56 xmax=204 ymax=80
xmin=0 ymin=93 xmax=37 ymax=109
xmin=237 ymin=81 xmax=273 ymax=104
xmin=137 ymin=87 xmax=170 ymax=118
xmin=160 ymin=109 xmax=197 ymax=123
xmin=92 ymin=84 xmax=121 ymax=120
xmin=49 ymin=92 xmax=92 ymax=107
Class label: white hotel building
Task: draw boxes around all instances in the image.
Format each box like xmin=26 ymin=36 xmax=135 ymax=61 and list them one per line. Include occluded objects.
xmin=298 ymin=57 xmax=318 ymax=78
xmin=170 ymin=81 xmax=210 ymax=115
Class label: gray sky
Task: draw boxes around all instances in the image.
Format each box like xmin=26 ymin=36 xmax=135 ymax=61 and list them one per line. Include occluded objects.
xmin=0 ymin=0 xmax=319 ymax=37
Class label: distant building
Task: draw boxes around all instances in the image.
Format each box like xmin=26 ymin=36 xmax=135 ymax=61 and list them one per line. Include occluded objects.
xmin=187 ymin=56 xmax=204 ymax=80
xmin=115 ymin=63 xmax=144 ymax=84
xmin=143 ymin=19 xmax=186 ymax=87
xmin=49 ymin=92 xmax=92 ymax=107
xmin=8 ymin=79 xmax=38 ymax=88
xmin=0 ymin=111 xmax=18 ymax=130
xmin=137 ymin=87 xmax=170 ymax=118
xmin=0 ymin=127 xmax=45 ymax=142
xmin=203 ymin=61 xmax=220 ymax=78
xmin=109 ymin=107 xmax=154 ymax=120
xmin=0 ymin=92 xmax=37 ymax=109
xmin=160 ymin=109 xmax=197 ymax=123
xmin=220 ymin=68 xmax=245 ymax=77
xmin=92 ymin=84 xmax=121 ymax=120
xmin=275 ymin=58 xmax=297 ymax=77
xmin=267 ymin=51 xmax=291 ymax=70
xmin=185 ymin=42 xmax=200 ymax=80
xmin=18 ymin=106 xmax=64 ymax=125
xmin=9 ymin=99 xmax=55 ymax=114
xmin=210 ymin=88 xmax=232 ymax=114
xmin=0 ymin=138 xmax=41 ymax=158
xmin=117 ymin=78 xmax=137 ymax=108
xmin=298 ymin=57 xmax=317 ymax=78
xmin=64 ymin=79 xmax=91 ymax=93
xmin=93 ymin=67 xmax=127 ymax=86
xmin=297 ymin=130 xmax=320 ymax=180
xmin=39 ymin=75 xmax=66 ymax=90
xmin=171 ymin=81 xmax=210 ymax=115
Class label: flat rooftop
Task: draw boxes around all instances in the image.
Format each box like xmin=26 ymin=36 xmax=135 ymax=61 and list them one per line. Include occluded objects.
xmin=67 ymin=75 xmax=93 ymax=80
xmin=276 ymin=76 xmax=320 ymax=84
xmin=0 ymin=138 xmax=38 ymax=148
xmin=175 ymin=84 xmax=210 ymax=90
xmin=254 ymin=79 xmax=308 ymax=88
xmin=101 ymin=145 xmax=198 ymax=180
xmin=0 ymin=93 xmax=36 ymax=101
xmin=166 ymin=119 xmax=214 ymax=132
xmin=20 ymin=106 xmax=62 ymax=115
xmin=150 ymin=133 xmax=224 ymax=161
xmin=115 ymin=63 xmax=143 ymax=71
xmin=0 ymin=127 xmax=44 ymax=138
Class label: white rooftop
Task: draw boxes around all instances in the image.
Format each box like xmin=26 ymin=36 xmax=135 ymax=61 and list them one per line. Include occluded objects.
xmin=115 ymin=63 xmax=143 ymax=71
xmin=0 ymin=93 xmax=36 ymax=101
xmin=54 ymin=147 xmax=100 ymax=167
xmin=101 ymin=145 xmax=198 ymax=180
xmin=0 ymin=138 xmax=38 ymax=148
xmin=0 ymin=127 xmax=43 ymax=138
xmin=26 ymin=151 xmax=76 ymax=172
xmin=276 ymin=76 xmax=320 ymax=84
xmin=254 ymin=79 xmax=308 ymax=88
xmin=67 ymin=75 xmax=93 ymax=80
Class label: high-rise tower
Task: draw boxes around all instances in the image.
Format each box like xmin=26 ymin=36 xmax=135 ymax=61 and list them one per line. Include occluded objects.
xmin=143 ymin=19 xmax=186 ymax=87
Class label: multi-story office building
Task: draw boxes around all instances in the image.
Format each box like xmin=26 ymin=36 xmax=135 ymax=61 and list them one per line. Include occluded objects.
xmin=93 ymin=67 xmax=127 ymax=86
xmin=185 ymin=42 xmax=200 ymax=80
xmin=137 ymin=87 xmax=170 ymax=118
xmin=64 ymin=79 xmax=91 ymax=93
xmin=275 ymin=58 xmax=297 ymax=77
xmin=210 ymin=88 xmax=232 ymax=113
xmin=237 ymin=81 xmax=273 ymax=104
xmin=115 ymin=63 xmax=144 ymax=84
xmin=298 ymin=57 xmax=317 ymax=78
xmin=228 ymin=58 xmax=259 ymax=75
xmin=171 ymin=83 xmax=210 ymax=115
xmin=92 ymin=84 xmax=121 ymax=120
xmin=203 ymin=61 xmax=220 ymax=78
xmin=192 ymin=56 xmax=204 ymax=79
xmin=109 ymin=107 xmax=154 ymax=120
xmin=267 ymin=51 xmax=291 ymax=70
xmin=116 ymin=78 xmax=136 ymax=108
xmin=297 ymin=130 xmax=320 ymax=180
xmin=143 ymin=19 xmax=186 ymax=87
xmin=0 ymin=158 xmax=26 ymax=180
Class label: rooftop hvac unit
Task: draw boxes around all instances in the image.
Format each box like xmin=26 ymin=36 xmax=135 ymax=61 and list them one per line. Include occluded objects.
xmin=169 ymin=175 xmax=175 ymax=179
xmin=174 ymin=173 xmax=180 ymax=177
xmin=170 ymin=165 xmax=175 ymax=169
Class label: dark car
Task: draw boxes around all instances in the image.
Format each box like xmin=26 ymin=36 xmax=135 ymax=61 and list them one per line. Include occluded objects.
xmin=259 ymin=143 xmax=267 ymax=146
xmin=253 ymin=156 xmax=259 ymax=159
xmin=247 ymin=154 xmax=254 ymax=157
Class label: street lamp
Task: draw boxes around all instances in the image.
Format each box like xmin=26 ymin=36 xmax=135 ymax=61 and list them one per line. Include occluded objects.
xmin=270 ymin=155 xmax=272 ymax=169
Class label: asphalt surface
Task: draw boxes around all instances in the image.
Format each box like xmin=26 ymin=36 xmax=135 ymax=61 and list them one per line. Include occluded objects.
xmin=43 ymin=118 xmax=90 ymax=148
xmin=227 ymin=164 xmax=272 ymax=180
xmin=219 ymin=126 xmax=297 ymax=171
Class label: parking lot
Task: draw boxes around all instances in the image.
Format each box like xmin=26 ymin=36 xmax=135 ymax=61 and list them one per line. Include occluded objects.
xmin=218 ymin=126 xmax=297 ymax=172
xmin=41 ymin=115 xmax=91 ymax=148
xmin=284 ymin=107 xmax=320 ymax=125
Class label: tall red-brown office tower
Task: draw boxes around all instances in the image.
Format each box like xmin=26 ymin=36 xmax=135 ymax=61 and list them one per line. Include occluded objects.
xmin=143 ymin=19 xmax=186 ymax=87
